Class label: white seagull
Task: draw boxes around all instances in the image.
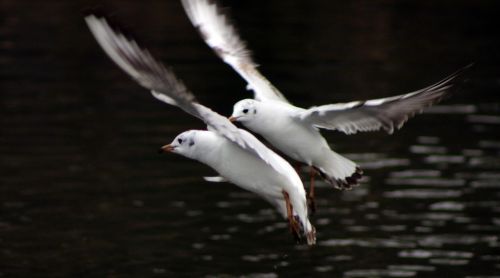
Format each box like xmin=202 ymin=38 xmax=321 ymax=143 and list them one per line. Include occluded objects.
xmin=181 ymin=0 xmax=471 ymax=208
xmin=85 ymin=15 xmax=316 ymax=244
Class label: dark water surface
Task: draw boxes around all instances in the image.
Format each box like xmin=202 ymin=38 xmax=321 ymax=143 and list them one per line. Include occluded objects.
xmin=1 ymin=0 xmax=500 ymax=277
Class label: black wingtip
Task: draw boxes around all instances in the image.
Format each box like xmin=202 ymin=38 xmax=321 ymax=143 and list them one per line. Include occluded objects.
xmin=315 ymin=166 xmax=363 ymax=191
xmin=340 ymin=167 xmax=364 ymax=190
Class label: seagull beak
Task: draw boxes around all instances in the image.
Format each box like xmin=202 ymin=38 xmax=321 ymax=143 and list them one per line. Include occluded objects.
xmin=159 ymin=144 xmax=175 ymax=153
xmin=228 ymin=116 xmax=239 ymax=122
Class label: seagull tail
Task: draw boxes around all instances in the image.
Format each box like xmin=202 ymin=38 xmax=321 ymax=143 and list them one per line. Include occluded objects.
xmin=315 ymin=151 xmax=363 ymax=190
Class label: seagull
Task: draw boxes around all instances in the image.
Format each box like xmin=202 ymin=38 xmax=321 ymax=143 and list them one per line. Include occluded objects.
xmin=85 ymin=15 xmax=316 ymax=245
xmin=181 ymin=0 xmax=471 ymax=210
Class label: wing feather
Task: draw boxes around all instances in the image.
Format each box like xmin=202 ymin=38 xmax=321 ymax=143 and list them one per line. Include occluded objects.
xmin=297 ymin=65 xmax=472 ymax=134
xmin=85 ymin=15 xmax=293 ymax=178
xmin=181 ymin=0 xmax=289 ymax=103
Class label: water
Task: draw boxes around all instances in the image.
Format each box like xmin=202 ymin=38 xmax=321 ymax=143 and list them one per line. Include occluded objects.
xmin=1 ymin=0 xmax=500 ymax=277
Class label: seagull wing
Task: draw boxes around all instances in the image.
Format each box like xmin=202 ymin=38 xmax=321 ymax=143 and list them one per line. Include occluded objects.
xmin=296 ymin=65 xmax=471 ymax=134
xmin=181 ymin=0 xmax=290 ymax=103
xmin=85 ymin=15 xmax=294 ymax=178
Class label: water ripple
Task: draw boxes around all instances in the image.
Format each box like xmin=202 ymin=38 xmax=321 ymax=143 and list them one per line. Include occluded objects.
xmin=384 ymin=189 xmax=462 ymax=198
xmin=390 ymin=170 xmax=441 ymax=178
xmin=414 ymin=235 xmax=498 ymax=247
xmin=430 ymin=258 xmax=469 ymax=265
xmin=320 ymin=238 xmax=416 ymax=248
xmin=385 ymin=178 xmax=465 ymax=187
xmin=416 ymin=136 xmax=440 ymax=144
xmin=388 ymin=265 xmax=436 ymax=272
xmin=410 ymin=145 xmax=447 ymax=154
xmin=399 ymin=249 xmax=474 ymax=259
xmin=344 ymin=269 xmax=416 ymax=277
xmin=467 ymin=115 xmax=500 ymax=124
xmin=424 ymin=155 xmax=465 ymax=164
xmin=478 ymin=140 xmax=500 ymax=148
xmin=429 ymin=201 xmax=465 ymax=211
xmin=359 ymin=159 xmax=411 ymax=169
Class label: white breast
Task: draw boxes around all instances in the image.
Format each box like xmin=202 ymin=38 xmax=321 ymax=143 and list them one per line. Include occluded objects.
xmin=198 ymin=133 xmax=287 ymax=200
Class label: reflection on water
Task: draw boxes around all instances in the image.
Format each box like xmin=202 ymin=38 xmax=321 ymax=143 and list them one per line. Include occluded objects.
xmin=1 ymin=0 xmax=500 ymax=277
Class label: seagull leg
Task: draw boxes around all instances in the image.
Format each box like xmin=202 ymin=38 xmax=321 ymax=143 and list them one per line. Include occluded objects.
xmin=283 ymin=190 xmax=300 ymax=242
xmin=308 ymin=166 xmax=317 ymax=214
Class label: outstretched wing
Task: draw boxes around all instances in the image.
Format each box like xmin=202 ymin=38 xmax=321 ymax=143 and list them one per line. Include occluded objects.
xmin=85 ymin=15 xmax=294 ymax=178
xmin=181 ymin=0 xmax=289 ymax=103
xmin=296 ymin=65 xmax=472 ymax=134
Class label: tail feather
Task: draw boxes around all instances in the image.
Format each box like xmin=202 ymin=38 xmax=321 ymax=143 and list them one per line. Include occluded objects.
xmin=315 ymin=151 xmax=363 ymax=190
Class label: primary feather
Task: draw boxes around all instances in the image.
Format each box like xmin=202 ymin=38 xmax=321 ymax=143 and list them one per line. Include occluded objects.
xmin=181 ymin=0 xmax=289 ymax=103
xmin=85 ymin=15 xmax=292 ymax=177
xmin=298 ymin=64 xmax=472 ymax=135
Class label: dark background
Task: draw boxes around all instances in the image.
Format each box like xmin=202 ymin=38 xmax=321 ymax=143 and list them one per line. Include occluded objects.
xmin=1 ymin=0 xmax=500 ymax=277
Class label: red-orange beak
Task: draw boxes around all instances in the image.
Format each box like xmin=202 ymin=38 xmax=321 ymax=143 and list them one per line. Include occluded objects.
xmin=159 ymin=144 xmax=175 ymax=153
xmin=228 ymin=116 xmax=239 ymax=122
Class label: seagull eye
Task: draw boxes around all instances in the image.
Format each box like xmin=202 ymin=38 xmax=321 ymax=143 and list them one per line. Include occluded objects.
xmin=177 ymin=138 xmax=183 ymax=144
xmin=242 ymin=109 xmax=249 ymax=114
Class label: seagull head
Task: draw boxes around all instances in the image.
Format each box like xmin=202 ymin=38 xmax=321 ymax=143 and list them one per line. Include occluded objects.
xmin=229 ymin=99 xmax=259 ymax=124
xmin=159 ymin=130 xmax=199 ymax=159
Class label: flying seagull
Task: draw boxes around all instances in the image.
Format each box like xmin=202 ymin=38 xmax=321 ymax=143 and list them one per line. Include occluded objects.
xmin=85 ymin=15 xmax=316 ymax=245
xmin=181 ymin=0 xmax=471 ymax=211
